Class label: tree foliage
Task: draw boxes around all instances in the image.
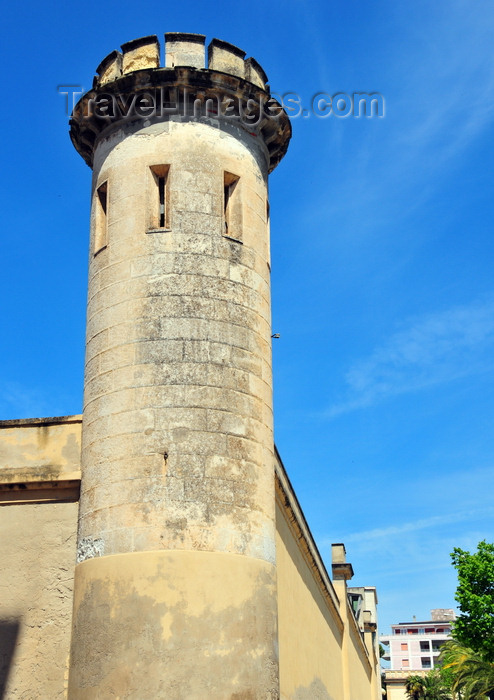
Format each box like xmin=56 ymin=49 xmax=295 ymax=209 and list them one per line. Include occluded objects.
xmin=405 ymin=671 xmax=451 ymax=700
xmin=440 ymin=638 xmax=494 ymax=700
xmin=405 ymin=675 xmax=427 ymax=700
xmin=422 ymin=670 xmax=452 ymax=700
xmin=451 ymin=540 xmax=494 ymax=661
xmin=438 ymin=664 xmax=456 ymax=695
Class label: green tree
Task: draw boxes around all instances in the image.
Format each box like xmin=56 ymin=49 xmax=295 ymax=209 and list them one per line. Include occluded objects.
xmin=421 ymin=670 xmax=452 ymax=700
xmin=451 ymin=541 xmax=494 ymax=661
xmin=406 ymin=675 xmax=427 ymax=700
xmin=441 ymin=638 xmax=494 ymax=700
xmin=405 ymin=671 xmax=451 ymax=700
xmin=438 ymin=664 xmax=457 ymax=697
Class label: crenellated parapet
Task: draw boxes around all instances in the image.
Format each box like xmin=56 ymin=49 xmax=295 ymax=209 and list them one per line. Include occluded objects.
xmin=93 ymin=33 xmax=269 ymax=89
xmin=71 ymin=33 xmax=290 ymax=173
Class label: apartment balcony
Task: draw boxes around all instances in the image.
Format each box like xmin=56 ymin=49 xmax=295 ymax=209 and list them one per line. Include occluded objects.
xmin=380 ymin=633 xmax=450 ymax=643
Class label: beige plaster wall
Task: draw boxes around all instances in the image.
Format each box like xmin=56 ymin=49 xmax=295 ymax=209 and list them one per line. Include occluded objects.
xmin=68 ymin=550 xmax=278 ymax=699
xmin=0 ymin=418 xmax=80 ymax=698
xmin=0 ymin=417 xmax=81 ymax=486
xmin=276 ymin=500 xmax=344 ymax=700
xmin=0 ymin=500 xmax=78 ymax=700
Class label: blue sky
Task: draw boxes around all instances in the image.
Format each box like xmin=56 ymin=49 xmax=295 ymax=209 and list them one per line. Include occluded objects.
xmin=1 ymin=0 xmax=493 ymax=637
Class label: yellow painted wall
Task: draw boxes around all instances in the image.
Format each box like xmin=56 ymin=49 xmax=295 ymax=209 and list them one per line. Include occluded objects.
xmin=276 ymin=499 xmax=345 ymax=700
xmin=386 ymin=683 xmax=408 ymax=700
xmin=345 ymin=608 xmax=373 ymax=700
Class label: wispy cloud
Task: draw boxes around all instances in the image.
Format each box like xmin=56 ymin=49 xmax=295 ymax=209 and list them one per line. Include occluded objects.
xmin=332 ymin=507 xmax=494 ymax=546
xmin=327 ymin=297 xmax=494 ymax=416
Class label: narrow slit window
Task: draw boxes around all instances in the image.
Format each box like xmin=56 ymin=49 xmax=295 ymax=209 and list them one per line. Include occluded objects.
xmin=158 ymin=175 xmax=166 ymax=227
xmin=94 ymin=181 xmax=108 ymax=254
xmin=223 ymin=172 xmax=241 ymax=240
xmin=148 ymin=165 xmax=170 ymax=230
xmin=224 ymin=183 xmax=231 ymax=232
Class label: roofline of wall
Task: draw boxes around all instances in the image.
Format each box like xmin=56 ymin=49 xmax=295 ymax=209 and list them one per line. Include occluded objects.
xmin=0 ymin=415 xmax=83 ymax=429
xmin=274 ymin=446 xmax=343 ymax=632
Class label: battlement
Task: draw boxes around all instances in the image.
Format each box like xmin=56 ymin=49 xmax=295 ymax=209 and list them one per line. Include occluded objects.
xmin=72 ymin=31 xmax=290 ymax=173
xmin=94 ymin=33 xmax=269 ymax=90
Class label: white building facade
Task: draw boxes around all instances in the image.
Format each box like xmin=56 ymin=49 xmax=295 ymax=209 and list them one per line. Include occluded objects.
xmin=380 ymin=609 xmax=455 ymax=671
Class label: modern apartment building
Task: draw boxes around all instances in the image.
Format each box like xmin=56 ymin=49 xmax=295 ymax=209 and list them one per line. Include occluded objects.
xmin=380 ymin=609 xmax=455 ymax=671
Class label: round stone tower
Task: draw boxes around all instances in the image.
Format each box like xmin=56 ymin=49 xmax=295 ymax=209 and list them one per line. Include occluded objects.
xmin=68 ymin=33 xmax=290 ymax=699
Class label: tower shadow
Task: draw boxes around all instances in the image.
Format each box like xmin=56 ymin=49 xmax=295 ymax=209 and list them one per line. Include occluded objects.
xmin=0 ymin=620 xmax=20 ymax=700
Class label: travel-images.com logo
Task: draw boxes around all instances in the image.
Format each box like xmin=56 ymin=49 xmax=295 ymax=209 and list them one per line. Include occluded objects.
xmin=59 ymin=86 xmax=385 ymax=122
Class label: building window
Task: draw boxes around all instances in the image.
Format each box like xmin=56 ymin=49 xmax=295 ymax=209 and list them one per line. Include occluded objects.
xmin=421 ymin=657 xmax=432 ymax=669
xmin=401 ymin=643 xmax=408 ymax=651
xmin=402 ymin=659 xmax=409 ymax=668
xmin=223 ymin=171 xmax=241 ymax=241
xmin=148 ymin=165 xmax=170 ymax=230
xmin=420 ymin=641 xmax=430 ymax=652
xmin=94 ymin=181 xmax=108 ymax=254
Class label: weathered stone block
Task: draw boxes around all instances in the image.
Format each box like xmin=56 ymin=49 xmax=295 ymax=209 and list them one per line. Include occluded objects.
xmin=207 ymin=409 xmax=248 ymax=437
xmin=135 ymin=339 xmax=184 ymax=364
xmin=96 ymin=49 xmax=123 ymax=85
xmin=245 ymin=56 xmax=268 ymax=89
xmin=121 ymin=35 xmax=160 ymax=74
xmin=208 ymin=38 xmax=246 ymax=79
xmin=165 ymin=32 xmax=206 ymax=69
